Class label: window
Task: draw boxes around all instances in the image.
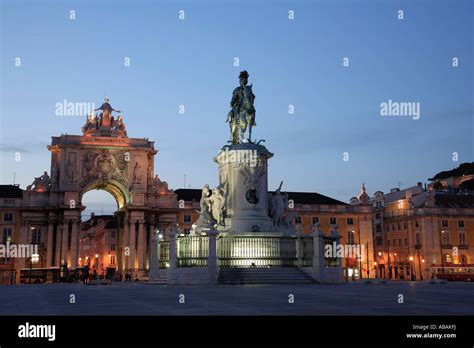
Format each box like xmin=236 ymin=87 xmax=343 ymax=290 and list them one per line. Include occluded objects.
xmin=458 ymin=220 xmax=465 ymax=228
xmin=398 ymin=239 xmax=402 ymax=246
xmin=184 ymin=215 xmax=192 ymax=223
xmin=442 ymin=232 xmax=450 ymax=245
xmin=387 ymin=224 xmax=390 ymax=232
xmin=3 ymin=228 xmax=12 ymax=243
xmin=416 ymin=233 xmax=421 ymax=245
xmin=110 ymin=244 xmax=116 ymax=251
xmin=110 ymin=256 xmax=116 ymax=265
xmin=347 ymin=231 xmax=355 ymax=244
xmin=397 ymin=223 xmax=401 ymax=231
xmin=184 ymin=228 xmax=191 ymax=235
xmin=459 ymin=232 xmax=466 ymax=246
xmin=387 ymin=240 xmax=390 ymax=247
xmin=376 ymin=225 xmax=382 ymax=233
xmin=392 ymin=224 xmax=395 ymax=231
xmin=441 ymin=220 xmax=448 ymax=227
xmin=403 ymin=222 xmax=407 ymax=229
xmin=444 ymin=254 xmax=452 ymax=263
xmin=32 ymin=228 xmax=42 ymax=244
xmin=110 ymin=231 xmax=116 ymax=239
xmin=460 ymin=255 xmax=467 ymax=265
xmin=3 ymin=212 xmax=13 ymax=222
xmin=393 ymin=239 xmax=396 ymax=247
xmin=375 ymin=213 xmax=381 ymax=220
xmin=329 ymin=217 xmax=336 ymax=225
xmin=347 ymin=218 xmax=354 ymax=225
xmin=312 ymin=217 xmax=319 ymax=224
xmin=404 ymin=238 xmax=408 ymax=246
xmin=415 ymin=221 xmax=419 ymax=228
xmin=376 ymin=237 xmax=382 ymax=246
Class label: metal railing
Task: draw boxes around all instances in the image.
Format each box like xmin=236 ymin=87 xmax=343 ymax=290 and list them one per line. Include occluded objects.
xmin=158 ymin=241 xmax=170 ymax=269
xmin=176 ymin=236 xmax=209 ymax=267
xmin=301 ymin=237 xmax=313 ymax=267
xmin=217 ymin=236 xmax=297 ymax=268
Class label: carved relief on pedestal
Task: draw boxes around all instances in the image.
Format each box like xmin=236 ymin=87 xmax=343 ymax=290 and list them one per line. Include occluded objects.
xmin=240 ymin=163 xmax=265 ymax=205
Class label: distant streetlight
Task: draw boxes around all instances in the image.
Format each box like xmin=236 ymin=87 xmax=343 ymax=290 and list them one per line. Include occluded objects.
xmin=409 ymin=256 xmax=415 ymax=281
xmin=29 ymin=253 xmax=40 ymax=284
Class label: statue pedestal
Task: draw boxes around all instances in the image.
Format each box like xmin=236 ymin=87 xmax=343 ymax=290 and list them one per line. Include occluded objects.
xmin=214 ymin=143 xmax=276 ymax=235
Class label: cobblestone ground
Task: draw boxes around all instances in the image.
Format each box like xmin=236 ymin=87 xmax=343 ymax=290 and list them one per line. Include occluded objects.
xmin=0 ymin=281 xmax=473 ymax=315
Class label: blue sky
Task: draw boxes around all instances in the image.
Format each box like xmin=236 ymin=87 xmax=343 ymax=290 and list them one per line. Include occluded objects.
xmin=1 ymin=0 xmax=473 ymax=215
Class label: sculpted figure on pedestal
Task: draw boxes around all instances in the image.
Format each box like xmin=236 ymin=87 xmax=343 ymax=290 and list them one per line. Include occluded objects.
xmin=226 ymin=70 xmax=256 ymax=144
xmin=268 ymin=181 xmax=289 ymax=228
xmin=27 ymin=171 xmax=51 ymax=192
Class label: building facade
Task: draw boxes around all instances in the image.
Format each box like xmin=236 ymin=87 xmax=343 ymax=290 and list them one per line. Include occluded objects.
xmin=371 ymin=182 xmax=474 ymax=281
xmin=0 ymin=185 xmax=23 ymax=284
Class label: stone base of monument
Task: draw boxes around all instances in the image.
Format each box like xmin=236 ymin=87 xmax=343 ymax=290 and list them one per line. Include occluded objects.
xmin=213 ymin=142 xmax=278 ymax=235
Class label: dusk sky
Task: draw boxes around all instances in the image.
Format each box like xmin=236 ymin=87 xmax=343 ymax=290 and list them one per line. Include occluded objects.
xmin=1 ymin=0 xmax=472 ymax=216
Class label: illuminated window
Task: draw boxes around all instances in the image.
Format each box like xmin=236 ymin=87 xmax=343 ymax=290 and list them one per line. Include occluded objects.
xmin=110 ymin=256 xmax=116 ymax=265
xmin=3 ymin=212 xmax=13 ymax=222
xmin=444 ymin=254 xmax=452 ymax=263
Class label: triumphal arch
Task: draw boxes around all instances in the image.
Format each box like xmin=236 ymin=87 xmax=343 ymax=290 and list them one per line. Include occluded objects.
xmin=19 ymin=99 xmax=178 ymax=276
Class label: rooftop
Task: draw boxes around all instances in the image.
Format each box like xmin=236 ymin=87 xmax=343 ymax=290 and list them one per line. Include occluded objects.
xmin=174 ymin=188 xmax=347 ymax=205
xmin=0 ymin=184 xmax=23 ymax=198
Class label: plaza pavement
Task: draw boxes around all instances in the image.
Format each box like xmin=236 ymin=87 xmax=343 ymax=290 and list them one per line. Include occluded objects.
xmin=0 ymin=281 xmax=473 ymax=315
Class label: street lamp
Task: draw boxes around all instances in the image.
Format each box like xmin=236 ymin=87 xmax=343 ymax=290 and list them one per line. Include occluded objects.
xmin=29 ymin=253 xmax=40 ymax=284
xmin=409 ymin=256 xmax=415 ymax=281
xmin=439 ymin=230 xmax=445 ymax=275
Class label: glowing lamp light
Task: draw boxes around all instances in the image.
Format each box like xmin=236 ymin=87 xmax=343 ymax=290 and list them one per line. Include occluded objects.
xmin=394 ymin=253 xmax=397 ymax=256
xmin=31 ymin=253 xmax=40 ymax=264
xmin=85 ymin=256 xmax=89 ymax=260
xmin=108 ymin=254 xmax=111 ymax=258
xmin=409 ymin=256 xmax=414 ymax=261
xmin=79 ymin=257 xmax=82 ymax=261
xmin=378 ymin=252 xmax=382 ymax=256
xmin=422 ymin=259 xmax=425 ymax=263
xmin=95 ymin=254 xmax=99 ymax=258
xmin=374 ymin=262 xmax=377 ymax=266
